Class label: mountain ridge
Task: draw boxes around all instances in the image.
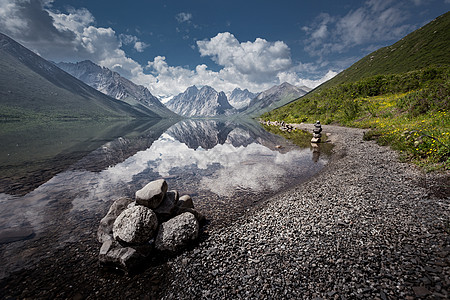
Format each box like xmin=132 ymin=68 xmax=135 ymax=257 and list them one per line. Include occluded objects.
xmin=240 ymin=82 xmax=310 ymax=117
xmin=314 ymin=11 xmax=450 ymax=93
xmin=56 ymin=60 xmax=177 ymax=118
xmin=226 ymin=88 xmax=257 ymax=110
xmin=0 ymin=32 xmax=158 ymax=119
xmin=166 ymin=85 xmax=235 ymax=117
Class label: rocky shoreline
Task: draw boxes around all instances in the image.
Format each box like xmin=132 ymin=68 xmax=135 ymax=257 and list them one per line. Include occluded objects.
xmin=1 ymin=124 xmax=448 ymax=299
xmin=160 ymin=124 xmax=449 ymax=299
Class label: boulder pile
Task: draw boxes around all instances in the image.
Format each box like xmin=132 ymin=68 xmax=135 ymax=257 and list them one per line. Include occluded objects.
xmin=97 ymin=179 xmax=204 ymax=272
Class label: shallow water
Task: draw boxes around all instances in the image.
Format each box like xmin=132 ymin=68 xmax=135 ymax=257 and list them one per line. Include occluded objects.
xmin=0 ymin=118 xmax=331 ymax=278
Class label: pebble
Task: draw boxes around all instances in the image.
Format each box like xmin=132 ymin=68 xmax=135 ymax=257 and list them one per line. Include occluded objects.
xmin=160 ymin=125 xmax=450 ymax=299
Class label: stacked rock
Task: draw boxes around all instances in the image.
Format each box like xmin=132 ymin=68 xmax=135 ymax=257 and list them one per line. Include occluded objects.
xmin=311 ymin=121 xmax=322 ymax=143
xmin=97 ymin=179 xmax=204 ymax=272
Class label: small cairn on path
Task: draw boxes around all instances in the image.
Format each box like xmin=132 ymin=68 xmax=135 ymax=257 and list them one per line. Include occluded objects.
xmin=97 ymin=179 xmax=204 ymax=272
xmin=260 ymin=120 xmax=294 ymax=132
xmin=311 ymin=120 xmax=322 ymax=143
xmin=279 ymin=121 xmax=294 ymax=133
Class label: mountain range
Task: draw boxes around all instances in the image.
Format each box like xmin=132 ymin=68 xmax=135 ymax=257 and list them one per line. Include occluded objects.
xmin=165 ymin=85 xmax=234 ymax=117
xmin=165 ymin=82 xmax=309 ymax=117
xmin=241 ymin=82 xmax=310 ymax=117
xmin=226 ymin=88 xmax=257 ymax=110
xmin=0 ymin=31 xmax=311 ymax=120
xmin=0 ymin=32 xmax=159 ymax=120
xmin=56 ymin=60 xmax=177 ymax=118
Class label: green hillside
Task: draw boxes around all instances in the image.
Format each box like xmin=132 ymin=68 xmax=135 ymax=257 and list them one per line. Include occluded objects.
xmin=261 ymin=12 xmax=450 ymax=170
xmin=0 ymin=33 xmax=158 ymax=120
xmin=317 ymin=11 xmax=450 ymax=91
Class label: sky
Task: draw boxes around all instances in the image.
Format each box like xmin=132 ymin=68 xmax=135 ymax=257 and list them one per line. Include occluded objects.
xmin=0 ymin=0 xmax=448 ymax=100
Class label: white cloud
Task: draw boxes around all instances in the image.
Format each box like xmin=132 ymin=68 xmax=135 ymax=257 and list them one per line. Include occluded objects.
xmin=277 ymin=70 xmax=338 ymax=89
xmin=175 ymin=12 xmax=192 ymax=23
xmin=0 ymin=1 xmax=336 ymax=98
xmin=304 ymin=0 xmax=415 ymax=57
xmin=134 ymin=33 xmax=338 ymax=98
xmin=197 ymin=32 xmax=292 ymax=82
xmin=120 ymin=34 xmax=149 ymax=52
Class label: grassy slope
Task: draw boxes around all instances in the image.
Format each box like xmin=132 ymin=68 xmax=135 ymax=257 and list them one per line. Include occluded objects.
xmin=316 ymin=11 xmax=450 ymax=91
xmin=261 ymin=12 xmax=450 ymax=170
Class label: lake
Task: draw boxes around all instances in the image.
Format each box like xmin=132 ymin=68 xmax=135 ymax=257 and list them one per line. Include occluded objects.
xmin=0 ymin=118 xmax=331 ymax=278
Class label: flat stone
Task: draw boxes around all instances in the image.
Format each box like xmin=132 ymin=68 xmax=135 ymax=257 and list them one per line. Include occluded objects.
xmin=135 ymin=179 xmax=168 ymax=209
xmin=99 ymin=240 xmax=144 ymax=272
xmin=97 ymin=197 xmax=134 ymax=243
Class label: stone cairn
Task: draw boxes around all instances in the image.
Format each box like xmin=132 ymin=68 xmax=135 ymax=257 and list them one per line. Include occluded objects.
xmin=311 ymin=120 xmax=322 ymax=143
xmin=97 ymin=179 xmax=204 ymax=272
xmin=260 ymin=120 xmax=294 ymax=132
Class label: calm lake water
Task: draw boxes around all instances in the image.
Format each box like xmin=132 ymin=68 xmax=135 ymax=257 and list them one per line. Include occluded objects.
xmin=0 ymin=118 xmax=331 ymax=278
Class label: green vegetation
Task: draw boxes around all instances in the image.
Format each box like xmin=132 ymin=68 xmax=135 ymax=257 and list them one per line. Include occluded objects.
xmin=314 ymin=12 xmax=450 ymax=92
xmin=261 ymin=66 xmax=450 ymax=170
xmin=261 ymin=12 xmax=450 ymax=171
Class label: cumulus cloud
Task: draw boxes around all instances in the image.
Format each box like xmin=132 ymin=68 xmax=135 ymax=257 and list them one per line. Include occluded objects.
xmin=303 ymin=0 xmax=415 ymax=57
xmin=197 ymin=32 xmax=292 ymax=82
xmin=0 ymin=0 xmax=150 ymax=78
xmin=134 ymin=33 xmax=337 ymax=98
xmin=0 ymin=1 xmax=336 ymax=98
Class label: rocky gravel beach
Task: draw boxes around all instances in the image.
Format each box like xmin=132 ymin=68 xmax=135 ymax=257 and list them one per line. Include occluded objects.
xmin=161 ymin=124 xmax=450 ymax=299
xmin=1 ymin=124 xmax=448 ymax=299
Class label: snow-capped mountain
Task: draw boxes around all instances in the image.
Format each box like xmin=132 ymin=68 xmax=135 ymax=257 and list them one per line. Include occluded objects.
xmin=226 ymin=88 xmax=257 ymax=109
xmin=165 ymin=85 xmax=235 ymax=117
xmin=241 ymin=82 xmax=311 ymax=116
xmin=56 ymin=60 xmax=177 ymax=118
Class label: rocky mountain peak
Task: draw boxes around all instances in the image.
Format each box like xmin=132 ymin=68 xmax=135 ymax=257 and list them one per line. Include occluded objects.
xmin=56 ymin=60 xmax=177 ymax=118
xmin=165 ymin=85 xmax=234 ymax=117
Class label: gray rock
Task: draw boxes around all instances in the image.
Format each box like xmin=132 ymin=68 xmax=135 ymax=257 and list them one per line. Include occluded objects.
xmin=99 ymin=239 xmax=144 ymax=271
xmin=97 ymin=197 xmax=134 ymax=243
xmin=154 ymin=190 xmax=179 ymax=222
xmin=135 ymin=179 xmax=168 ymax=209
xmin=155 ymin=212 xmax=199 ymax=252
xmin=178 ymin=195 xmax=194 ymax=209
xmin=113 ymin=206 xmax=158 ymax=244
xmin=174 ymin=206 xmax=205 ymax=223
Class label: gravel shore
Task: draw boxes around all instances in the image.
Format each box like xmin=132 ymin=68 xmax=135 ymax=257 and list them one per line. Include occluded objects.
xmin=161 ymin=124 xmax=450 ymax=299
xmin=1 ymin=124 xmax=448 ymax=299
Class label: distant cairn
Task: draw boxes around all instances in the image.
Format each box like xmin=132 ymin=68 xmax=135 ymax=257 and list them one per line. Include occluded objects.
xmin=311 ymin=121 xmax=322 ymax=143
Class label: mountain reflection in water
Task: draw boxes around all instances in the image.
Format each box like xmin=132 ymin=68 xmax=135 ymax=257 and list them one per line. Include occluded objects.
xmin=0 ymin=118 xmax=331 ymax=278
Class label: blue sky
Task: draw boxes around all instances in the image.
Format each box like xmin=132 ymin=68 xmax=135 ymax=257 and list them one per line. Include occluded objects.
xmin=0 ymin=0 xmax=448 ymax=99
